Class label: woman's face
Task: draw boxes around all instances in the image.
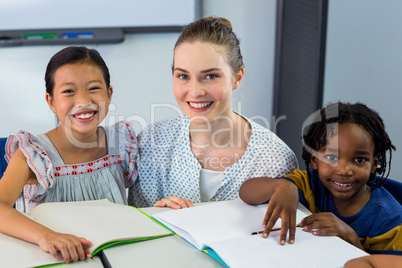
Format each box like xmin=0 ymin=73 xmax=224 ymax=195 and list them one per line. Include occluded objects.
xmin=172 ymin=41 xmax=243 ymax=125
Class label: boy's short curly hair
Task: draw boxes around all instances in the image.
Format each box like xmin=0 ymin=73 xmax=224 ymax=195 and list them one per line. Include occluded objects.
xmin=302 ymin=101 xmax=395 ymax=189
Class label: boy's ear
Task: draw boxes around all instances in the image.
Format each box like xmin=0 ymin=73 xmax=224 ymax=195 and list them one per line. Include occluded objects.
xmin=45 ymin=93 xmax=56 ymax=113
xmin=310 ymin=154 xmax=318 ymax=169
xmin=371 ymin=155 xmax=380 ymax=173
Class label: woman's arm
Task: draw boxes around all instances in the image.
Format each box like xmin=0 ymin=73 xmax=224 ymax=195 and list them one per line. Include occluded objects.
xmin=154 ymin=196 xmax=194 ymax=209
xmin=0 ymin=148 xmax=91 ymax=263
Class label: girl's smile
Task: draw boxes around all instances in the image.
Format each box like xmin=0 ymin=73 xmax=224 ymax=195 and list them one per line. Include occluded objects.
xmin=72 ymin=110 xmax=98 ymax=122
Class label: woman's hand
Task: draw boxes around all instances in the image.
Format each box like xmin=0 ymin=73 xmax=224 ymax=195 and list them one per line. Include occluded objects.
xmin=153 ymin=196 xmax=194 ymax=209
xmin=261 ymin=179 xmax=299 ymax=245
xmin=38 ymin=232 xmax=92 ymax=263
xmin=299 ymin=212 xmax=363 ymax=250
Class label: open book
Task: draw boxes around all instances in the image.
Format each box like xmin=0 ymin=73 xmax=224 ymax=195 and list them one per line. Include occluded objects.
xmin=0 ymin=199 xmax=173 ymax=268
xmin=152 ymin=198 xmax=369 ymax=268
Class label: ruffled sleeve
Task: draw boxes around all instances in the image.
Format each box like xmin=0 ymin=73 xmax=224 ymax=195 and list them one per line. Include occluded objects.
xmin=108 ymin=121 xmax=138 ymax=188
xmin=5 ymin=131 xmax=55 ymax=202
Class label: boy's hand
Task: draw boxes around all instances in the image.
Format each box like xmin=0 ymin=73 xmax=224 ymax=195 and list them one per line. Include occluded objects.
xmin=262 ymin=179 xmax=299 ymax=245
xmin=154 ymin=196 xmax=194 ymax=209
xmin=38 ymin=232 xmax=92 ymax=263
xmin=299 ymin=212 xmax=363 ymax=249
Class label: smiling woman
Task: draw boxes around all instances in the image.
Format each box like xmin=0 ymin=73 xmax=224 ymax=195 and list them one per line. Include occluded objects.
xmin=128 ymin=16 xmax=298 ymax=209
xmin=0 ymin=46 xmax=138 ymax=263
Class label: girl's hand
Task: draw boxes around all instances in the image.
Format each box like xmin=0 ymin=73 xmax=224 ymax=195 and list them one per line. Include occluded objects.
xmin=38 ymin=232 xmax=92 ymax=263
xmin=153 ymin=196 xmax=194 ymax=209
xmin=261 ymin=179 xmax=299 ymax=245
xmin=299 ymin=212 xmax=363 ymax=249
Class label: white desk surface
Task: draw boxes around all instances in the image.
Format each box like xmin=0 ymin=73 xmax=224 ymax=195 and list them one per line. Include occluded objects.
xmin=67 ymin=202 xmax=311 ymax=268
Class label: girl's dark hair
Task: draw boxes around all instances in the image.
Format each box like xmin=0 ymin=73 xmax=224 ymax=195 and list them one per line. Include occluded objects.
xmin=172 ymin=16 xmax=244 ymax=74
xmin=45 ymin=46 xmax=110 ymax=96
xmin=302 ymin=101 xmax=396 ymax=189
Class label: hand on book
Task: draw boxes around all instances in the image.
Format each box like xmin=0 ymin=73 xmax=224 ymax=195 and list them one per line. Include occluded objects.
xmin=299 ymin=212 xmax=364 ymax=250
xmin=154 ymin=195 xmax=194 ymax=209
xmin=261 ymin=179 xmax=299 ymax=245
xmin=38 ymin=231 xmax=92 ymax=263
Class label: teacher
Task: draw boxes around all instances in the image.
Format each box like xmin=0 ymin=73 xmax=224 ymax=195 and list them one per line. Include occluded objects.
xmin=129 ymin=16 xmax=297 ymax=208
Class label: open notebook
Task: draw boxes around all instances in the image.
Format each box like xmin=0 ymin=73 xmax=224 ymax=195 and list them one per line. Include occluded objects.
xmin=0 ymin=199 xmax=173 ymax=268
xmin=153 ymin=198 xmax=369 ymax=268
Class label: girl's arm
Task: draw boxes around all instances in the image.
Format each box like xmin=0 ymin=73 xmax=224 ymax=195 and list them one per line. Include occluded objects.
xmin=239 ymin=177 xmax=299 ymax=245
xmin=0 ymin=148 xmax=91 ymax=263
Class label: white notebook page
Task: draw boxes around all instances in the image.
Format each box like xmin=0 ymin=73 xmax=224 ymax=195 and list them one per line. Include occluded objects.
xmin=153 ymin=198 xmax=308 ymax=250
xmin=207 ymin=228 xmax=368 ymax=268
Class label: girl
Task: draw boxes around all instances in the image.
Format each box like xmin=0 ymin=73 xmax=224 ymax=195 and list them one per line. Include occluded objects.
xmin=128 ymin=16 xmax=297 ymax=208
xmin=0 ymin=46 xmax=137 ymax=263
xmin=240 ymin=102 xmax=402 ymax=253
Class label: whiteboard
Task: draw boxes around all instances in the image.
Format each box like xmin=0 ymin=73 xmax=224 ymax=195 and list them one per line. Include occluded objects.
xmin=0 ymin=0 xmax=197 ymax=31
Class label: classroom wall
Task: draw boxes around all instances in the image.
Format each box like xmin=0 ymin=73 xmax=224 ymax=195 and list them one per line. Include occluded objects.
xmin=324 ymin=0 xmax=402 ymax=182
xmin=0 ymin=0 xmax=277 ymax=139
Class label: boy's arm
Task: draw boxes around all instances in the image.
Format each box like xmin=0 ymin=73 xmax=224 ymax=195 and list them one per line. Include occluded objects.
xmin=299 ymin=212 xmax=364 ymax=250
xmin=344 ymin=254 xmax=402 ymax=268
xmin=240 ymin=177 xmax=299 ymax=245
xmin=239 ymin=177 xmax=279 ymax=204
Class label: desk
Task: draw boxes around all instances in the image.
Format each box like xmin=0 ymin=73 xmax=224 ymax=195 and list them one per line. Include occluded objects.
xmin=67 ymin=203 xmax=311 ymax=268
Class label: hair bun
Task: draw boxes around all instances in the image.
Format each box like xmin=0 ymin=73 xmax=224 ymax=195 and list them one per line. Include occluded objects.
xmin=205 ymin=15 xmax=233 ymax=30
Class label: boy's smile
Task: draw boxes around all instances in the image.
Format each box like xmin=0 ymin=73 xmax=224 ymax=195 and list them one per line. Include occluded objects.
xmin=312 ymin=123 xmax=379 ymax=212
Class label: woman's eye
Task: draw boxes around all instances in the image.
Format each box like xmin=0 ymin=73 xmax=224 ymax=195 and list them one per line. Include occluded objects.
xmin=89 ymin=87 xmax=101 ymax=91
xmin=177 ymin=74 xmax=188 ymax=80
xmin=205 ymin=74 xmax=217 ymax=80
xmin=62 ymin=89 xmax=74 ymax=94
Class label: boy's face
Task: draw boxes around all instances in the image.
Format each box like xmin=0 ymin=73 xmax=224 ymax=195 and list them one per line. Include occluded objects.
xmin=311 ymin=123 xmax=379 ymax=206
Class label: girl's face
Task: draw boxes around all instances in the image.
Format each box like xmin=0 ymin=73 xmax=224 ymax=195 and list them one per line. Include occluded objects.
xmin=311 ymin=123 xmax=379 ymax=205
xmin=172 ymin=41 xmax=244 ymax=125
xmin=46 ymin=62 xmax=112 ymax=137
